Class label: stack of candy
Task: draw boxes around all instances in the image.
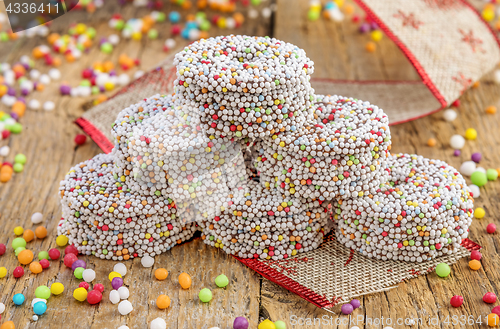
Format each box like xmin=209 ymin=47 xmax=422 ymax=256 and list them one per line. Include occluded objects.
xmin=58 ymin=35 xmax=473 ymax=263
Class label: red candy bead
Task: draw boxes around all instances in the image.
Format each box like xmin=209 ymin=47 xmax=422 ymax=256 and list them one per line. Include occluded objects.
xmin=79 ymin=282 xmax=90 ymax=291
xmin=0 ymin=243 xmax=6 ymax=256
xmin=13 ymin=266 xmax=24 ymax=278
xmin=471 ymin=250 xmax=482 ymax=261
xmin=74 ymin=134 xmax=87 ymax=145
xmin=483 ymin=292 xmax=497 ymax=304
xmin=450 ymin=295 xmax=463 ymax=308
xmin=87 ymin=290 xmax=102 ymax=305
xmin=452 ymin=99 xmax=461 ymax=107
xmin=492 ymin=306 xmax=500 ymax=317
xmin=39 ymin=259 xmax=50 ymax=269
xmin=93 ymin=283 xmax=104 ymax=293
xmin=65 ymin=245 xmax=79 ymax=256
xmin=487 ymin=223 xmax=496 ymax=234
xmin=63 ymin=253 xmax=78 ymax=268
xmin=48 ymin=248 xmax=61 ymax=260
xmin=1 ymin=130 xmax=10 ymax=139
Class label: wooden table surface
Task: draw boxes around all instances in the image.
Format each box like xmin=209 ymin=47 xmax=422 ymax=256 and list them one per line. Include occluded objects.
xmin=0 ymin=1 xmax=499 ymax=328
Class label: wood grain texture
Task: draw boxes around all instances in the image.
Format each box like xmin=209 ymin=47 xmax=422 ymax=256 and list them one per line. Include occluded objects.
xmin=1 ymin=0 xmax=500 ymax=328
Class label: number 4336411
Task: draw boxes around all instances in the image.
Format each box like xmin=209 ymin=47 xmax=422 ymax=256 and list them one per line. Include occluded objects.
xmin=5 ymin=2 xmax=59 ymax=14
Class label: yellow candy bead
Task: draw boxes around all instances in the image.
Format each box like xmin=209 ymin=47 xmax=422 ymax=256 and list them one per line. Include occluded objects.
xmin=475 ymin=207 xmax=485 ymax=219
xmin=0 ymin=267 xmax=7 ymax=278
xmin=464 ymin=128 xmax=477 ymax=140
xmin=371 ymin=30 xmax=383 ymax=42
xmin=258 ymin=319 xmax=276 ymax=329
xmin=56 ymin=235 xmax=69 ymax=247
xmin=13 ymin=226 xmax=24 ymax=236
xmin=108 ymin=271 xmax=122 ymax=282
xmin=73 ymin=287 xmax=88 ymax=302
xmin=51 ymin=282 xmax=65 ymax=295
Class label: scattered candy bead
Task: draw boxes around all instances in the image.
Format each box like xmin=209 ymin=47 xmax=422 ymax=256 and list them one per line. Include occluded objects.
xmin=487 ymin=223 xmax=496 ymax=234
xmin=13 ymin=226 xmax=24 ymax=236
xmin=51 ymin=282 xmax=65 ymax=295
xmin=75 ymin=134 xmax=87 ymax=145
xmin=487 ymin=313 xmax=499 ymax=327
xmin=199 ymin=288 xmax=212 ymax=303
xmin=0 ymin=267 xmax=6 ymax=278
xmin=87 ymin=290 xmax=103 ymax=305
xmin=465 ymin=128 xmax=477 ymax=140
xmin=233 ymin=317 xmax=249 ymax=329
xmin=11 ymin=237 xmax=26 ymax=250
xmin=109 ymin=271 xmax=122 ymax=282
xmin=427 ymin=138 xmax=437 ymax=147
xmin=31 ymin=212 xmax=43 ymax=224
xmin=38 ymin=251 xmax=49 ymax=260
xmin=468 ymin=184 xmax=480 ymax=198
xmin=0 ymin=243 xmax=6 ymax=256
xmin=435 ymin=263 xmax=451 ymax=278
xmin=443 ymin=109 xmax=457 ymax=122
xmin=471 ymin=171 xmax=488 ymax=187
xmin=350 ymin=299 xmax=361 ymax=309
xmin=118 ymin=286 xmax=130 ymax=299
xmin=258 ymin=319 xmax=275 ymax=329
xmin=150 ymin=317 xmax=167 ymax=329
xmin=215 ymin=274 xmax=229 ymax=288
xmin=109 ymin=290 xmax=120 ymax=304
xmin=0 ymin=321 xmax=15 ymax=329
xmin=23 ymin=229 xmax=34 ymax=242
xmin=0 ymin=302 xmax=4 ymax=314
xmin=48 ymin=248 xmax=60 ymax=260
xmin=12 ymin=293 xmax=25 ymax=305
xmin=156 ymin=295 xmax=171 ymax=309
xmin=18 ymin=249 xmax=34 ymax=265
xmin=94 ymin=283 xmax=104 ymax=293
xmin=73 ymin=287 xmax=88 ymax=302
xmin=29 ymin=261 xmax=43 ymax=274
xmin=471 ymin=152 xmax=482 ymax=163
xmin=33 ymin=301 xmax=47 ymax=315
xmin=471 ymin=250 xmax=482 ymax=260
xmin=35 ymin=286 xmax=51 ymax=299
xmin=65 ymin=245 xmax=79 ymax=256
xmin=492 ymin=306 xmax=500 ymax=317
xmin=113 ymin=263 xmax=127 ymax=276
xmin=450 ymin=134 xmax=465 ymax=149
xmin=118 ymin=300 xmax=133 ymax=315
xmin=487 ymin=168 xmax=498 ymax=181
xmin=56 ymin=235 xmax=69 ymax=247
xmin=486 ymin=106 xmax=497 ymax=114
xmin=141 ymin=255 xmax=154 ymax=267
xmin=64 ymin=253 xmax=78 ymax=268
xmin=74 ymin=267 xmax=85 ymax=279
xmin=154 ymin=268 xmax=168 ymax=281
xmin=83 ymin=269 xmax=96 ymax=282
xmin=179 ymin=272 xmax=192 ymax=289
xmin=112 ymin=277 xmax=124 ymax=289
xmin=79 ymin=282 xmax=90 ymax=291
xmin=475 ymin=207 xmax=485 ymax=219
xmin=469 ymin=259 xmax=481 ymax=270
xmin=13 ymin=266 xmax=24 ymax=278
xmin=450 ymin=295 xmax=463 ymax=307
xmin=35 ymin=226 xmax=47 ymax=239
xmin=274 ymin=321 xmax=286 ymax=329
xmin=341 ymin=303 xmax=354 ymax=314
xmin=72 ymin=259 xmax=87 ymax=271
xmin=484 ymin=292 xmax=497 ymax=304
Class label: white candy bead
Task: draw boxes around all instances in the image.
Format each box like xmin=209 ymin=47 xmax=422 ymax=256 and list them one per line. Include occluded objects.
xmin=31 ymin=298 xmax=47 ymax=307
xmin=118 ymin=286 xmax=130 ymax=299
xmin=141 ymin=255 xmax=154 ymax=268
xmin=118 ymin=300 xmax=133 ymax=315
xmin=31 ymin=212 xmax=43 ymax=224
xmin=43 ymin=101 xmax=55 ymax=111
xmin=82 ymin=269 xmax=96 ymax=282
xmin=468 ymin=184 xmax=480 ymax=198
xmin=460 ymin=161 xmax=476 ymax=176
xmin=48 ymin=68 xmax=61 ymax=80
xmin=28 ymin=99 xmax=41 ymax=110
xmin=0 ymin=302 xmax=5 ymax=314
xmin=450 ymin=134 xmax=465 ymax=149
xmin=0 ymin=146 xmax=10 ymax=157
xmin=133 ymin=70 xmax=144 ymax=79
xmin=113 ymin=263 xmax=127 ymax=276
xmin=443 ymin=109 xmax=457 ymax=122
xmin=109 ymin=34 xmax=120 ymax=45
xmin=165 ymin=38 xmax=176 ymax=49
xmin=474 ymin=167 xmax=486 ymax=174
xmin=494 ymin=69 xmax=500 ymax=84
xmin=117 ymin=326 xmax=130 ymax=329
xmin=39 ymin=74 xmax=51 ymax=85
xmin=109 ymin=290 xmax=120 ymax=304
xmin=150 ymin=318 xmax=167 ymax=329
xmin=33 ymin=315 xmax=39 ymax=321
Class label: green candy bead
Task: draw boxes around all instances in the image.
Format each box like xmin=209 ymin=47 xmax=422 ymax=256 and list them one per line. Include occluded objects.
xmin=10 ymin=123 xmax=22 ymax=134
xmin=14 ymin=154 xmax=27 ymax=164
xmin=487 ymin=168 xmax=498 ymax=181
xmin=13 ymin=163 xmax=24 ymax=173
xmin=199 ymin=288 xmax=212 ymax=303
xmin=35 ymin=286 xmax=51 ymax=299
xmin=74 ymin=267 xmax=85 ymax=279
xmin=148 ymin=29 xmax=158 ymax=40
xmin=435 ymin=262 xmax=451 ymax=278
xmin=215 ymin=274 xmax=229 ymax=288
xmin=12 ymin=237 xmax=27 ymax=250
xmin=471 ymin=171 xmax=488 ymax=187
xmin=100 ymin=42 xmax=113 ymax=54
xmin=15 ymin=247 xmax=26 ymax=256
xmin=275 ymin=320 xmax=287 ymax=329
xmin=38 ymin=251 xmax=49 ymax=260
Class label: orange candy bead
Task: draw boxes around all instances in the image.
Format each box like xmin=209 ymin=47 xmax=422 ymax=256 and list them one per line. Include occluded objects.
xmin=0 ymin=321 xmax=15 ymax=329
xmin=486 ymin=106 xmax=497 ymax=114
xmin=156 ymin=294 xmax=171 ymax=309
xmin=488 ymin=313 xmax=500 ymax=327
xmin=18 ymin=249 xmax=34 ymax=265
xmin=35 ymin=226 xmax=48 ymax=239
xmin=29 ymin=261 xmax=43 ymax=274
xmin=47 ymin=33 xmax=60 ymax=45
xmin=179 ymin=272 xmax=192 ymax=289
xmin=23 ymin=229 xmax=35 ymax=242
xmin=469 ymin=259 xmax=481 ymax=270
xmin=427 ymin=138 xmax=437 ymax=147
xmin=12 ymin=101 xmax=26 ymax=117
xmin=365 ymin=41 xmax=376 ymax=53
xmin=0 ymin=171 xmax=12 ymax=183
xmin=155 ymin=268 xmax=169 ymax=281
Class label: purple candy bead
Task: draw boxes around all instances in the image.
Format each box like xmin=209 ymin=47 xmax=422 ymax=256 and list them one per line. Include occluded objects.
xmin=350 ymin=299 xmax=361 ymax=309
xmin=453 ymin=150 xmax=461 ymax=156
xmin=60 ymin=85 xmax=71 ymax=95
xmin=471 ymin=152 xmax=481 ymax=163
xmin=7 ymin=87 xmax=16 ymax=96
xmin=21 ymin=89 xmax=30 ymax=96
xmin=359 ymin=23 xmax=370 ymax=33
xmin=71 ymin=259 xmax=87 ymax=271
xmin=370 ymin=22 xmax=379 ymax=30
xmin=111 ymin=277 xmax=123 ymax=290
xmin=10 ymin=112 xmax=19 ymax=121
xmin=233 ymin=316 xmax=249 ymax=329
xmin=341 ymin=303 xmax=354 ymax=315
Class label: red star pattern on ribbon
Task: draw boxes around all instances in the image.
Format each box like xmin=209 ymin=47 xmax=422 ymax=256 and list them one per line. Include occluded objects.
xmin=459 ymin=29 xmax=486 ymax=53
xmin=393 ymin=10 xmax=424 ymax=29
xmin=452 ymin=73 xmax=472 ymax=94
